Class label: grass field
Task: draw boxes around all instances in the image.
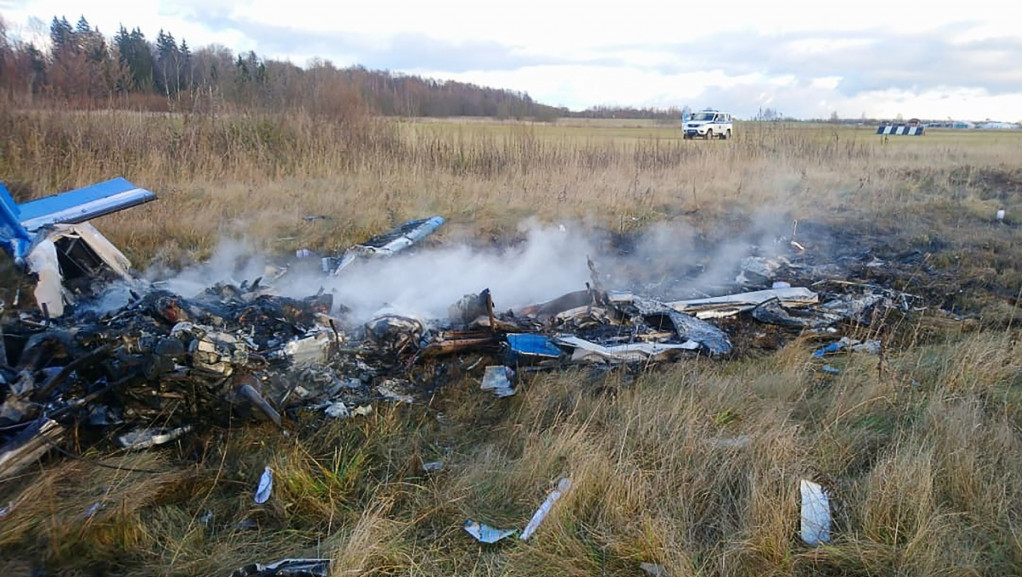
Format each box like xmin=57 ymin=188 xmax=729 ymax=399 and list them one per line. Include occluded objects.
xmin=1 ymin=108 xmax=1022 ymax=576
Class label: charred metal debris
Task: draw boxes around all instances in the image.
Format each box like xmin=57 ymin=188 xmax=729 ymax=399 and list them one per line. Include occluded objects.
xmin=0 ymin=179 xmax=951 ymax=477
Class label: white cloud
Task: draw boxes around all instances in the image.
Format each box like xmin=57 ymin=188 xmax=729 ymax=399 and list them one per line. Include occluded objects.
xmin=810 ymin=77 xmax=842 ymax=90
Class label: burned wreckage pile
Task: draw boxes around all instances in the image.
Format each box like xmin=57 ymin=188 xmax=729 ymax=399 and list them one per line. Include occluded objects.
xmin=1 ymin=178 xmax=918 ymax=480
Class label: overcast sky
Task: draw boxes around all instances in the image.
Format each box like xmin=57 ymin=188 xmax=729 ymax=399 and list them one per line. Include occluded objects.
xmin=2 ymin=0 xmax=1020 ymax=120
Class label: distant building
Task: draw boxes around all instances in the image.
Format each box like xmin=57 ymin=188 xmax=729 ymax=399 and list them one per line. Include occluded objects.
xmin=978 ymin=122 xmax=1019 ymax=130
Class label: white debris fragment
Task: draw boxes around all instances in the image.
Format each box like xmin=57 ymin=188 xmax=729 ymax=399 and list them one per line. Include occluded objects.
xmin=480 ymin=365 xmax=515 ymax=397
xmin=326 ymin=402 xmax=373 ymax=419
xmin=668 ymin=287 xmax=819 ymax=319
xmin=520 ymin=477 xmax=571 ymax=541
xmin=324 ymin=402 xmax=350 ymax=418
xmin=84 ymin=501 xmax=103 ymax=519
xmin=800 ymin=479 xmax=831 ymax=546
xmin=25 ymin=239 xmax=64 ymax=318
xmin=283 ymin=331 xmax=334 ymax=365
xmin=704 ymin=435 xmax=753 ymax=449
xmin=640 ymin=562 xmax=672 ymax=577
xmin=255 ymin=466 xmax=273 ymax=504
xmin=376 ymin=380 xmax=415 ymax=404
xmin=464 ymin=520 xmax=516 ymax=543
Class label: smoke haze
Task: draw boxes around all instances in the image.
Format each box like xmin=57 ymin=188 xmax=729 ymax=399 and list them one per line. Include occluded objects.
xmin=151 ymin=215 xmax=796 ymax=323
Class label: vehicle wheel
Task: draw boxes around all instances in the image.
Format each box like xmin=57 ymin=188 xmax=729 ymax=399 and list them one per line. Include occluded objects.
xmin=722 ymin=130 xmax=731 ymax=140
xmin=683 ymin=134 xmax=691 ymax=140
xmin=705 ymin=129 xmax=713 ymax=140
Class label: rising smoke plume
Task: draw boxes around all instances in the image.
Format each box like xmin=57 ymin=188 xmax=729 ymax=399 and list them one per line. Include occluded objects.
xmin=151 ymin=214 xmax=798 ymax=324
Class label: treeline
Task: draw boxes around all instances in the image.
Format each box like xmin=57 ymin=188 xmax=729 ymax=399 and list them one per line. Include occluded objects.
xmin=0 ymin=14 xmax=577 ymax=120
xmin=567 ymin=105 xmax=685 ymax=120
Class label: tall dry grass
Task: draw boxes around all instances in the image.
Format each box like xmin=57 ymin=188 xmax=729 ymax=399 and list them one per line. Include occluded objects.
xmin=1 ymin=108 xmax=1022 ymax=575
xmin=2 ymin=109 xmax=1019 ymax=266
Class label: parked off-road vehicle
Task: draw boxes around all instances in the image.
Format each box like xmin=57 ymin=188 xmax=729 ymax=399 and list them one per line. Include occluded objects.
xmin=684 ymin=110 xmax=732 ymax=140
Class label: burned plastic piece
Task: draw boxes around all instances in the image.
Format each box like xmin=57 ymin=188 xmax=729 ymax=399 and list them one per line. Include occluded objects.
xmin=326 ymin=216 xmax=445 ymax=274
xmin=235 ymin=382 xmax=283 ymax=428
xmin=228 ymin=558 xmax=331 ymax=577
xmin=481 ymin=365 xmax=515 ymax=397
xmin=632 ymin=297 xmax=732 ymax=355
xmin=820 ymin=293 xmax=886 ymax=324
xmin=143 ymin=337 xmax=187 ymax=379
xmin=365 ymin=314 xmax=425 ymax=355
xmin=117 ymin=425 xmax=193 ymax=450
xmin=512 ymin=289 xmax=596 ymax=321
xmin=0 ymin=419 xmax=64 ymax=481
xmin=800 ymin=479 xmax=831 ymax=546
xmin=551 ymin=305 xmax=613 ymax=330
xmin=0 ymin=374 xmax=37 ymax=426
xmin=660 ymin=310 xmax=731 ymax=355
xmin=448 ymin=289 xmax=494 ymax=325
xmin=812 ymin=337 xmax=881 ymax=358
xmin=751 ymin=297 xmax=842 ymax=329
xmin=735 ymin=255 xmax=793 ymax=285
xmin=520 ymin=477 xmax=571 ymax=541
xmin=464 ymin=520 xmax=516 ymax=543
xmin=172 ymin=323 xmax=251 ymax=376
xmin=419 ymin=330 xmax=500 ymax=358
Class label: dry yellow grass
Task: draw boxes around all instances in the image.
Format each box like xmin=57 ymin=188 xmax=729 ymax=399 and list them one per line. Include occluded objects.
xmin=1 ymin=107 xmax=1022 ymax=576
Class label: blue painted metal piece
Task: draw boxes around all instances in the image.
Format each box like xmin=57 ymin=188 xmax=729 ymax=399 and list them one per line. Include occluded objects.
xmin=0 ymin=183 xmax=32 ymax=262
xmin=16 ymin=177 xmax=156 ymax=232
xmin=505 ymin=333 xmax=563 ymax=365
xmin=0 ymin=177 xmax=155 ymax=262
xmin=812 ymin=341 xmax=846 ymax=358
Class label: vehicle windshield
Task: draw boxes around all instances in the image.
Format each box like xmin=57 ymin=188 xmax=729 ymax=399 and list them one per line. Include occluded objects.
xmin=692 ymin=112 xmax=715 ymax=121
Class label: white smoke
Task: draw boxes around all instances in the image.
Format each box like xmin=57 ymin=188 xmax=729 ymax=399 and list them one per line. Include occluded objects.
xmin=150 ymin=221 xmax=600 ymax=323
xmin=149 ymin=237 xmax=271 ymax=298
xmin=148 ymin=214 xmax=797 ymax=323
xmin=307 ymin=222 xmax=597 ymax=321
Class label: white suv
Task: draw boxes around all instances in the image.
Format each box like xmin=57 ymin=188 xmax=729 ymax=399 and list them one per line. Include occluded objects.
xmin=684 ymin=110 xmax=733 ymax=140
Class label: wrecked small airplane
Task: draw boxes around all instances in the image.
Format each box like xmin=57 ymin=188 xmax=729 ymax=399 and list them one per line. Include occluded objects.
xmin=0 ymin=176 xmax=946 ymax=480
xmin=0 ymin=177 xmax=156 ymax=317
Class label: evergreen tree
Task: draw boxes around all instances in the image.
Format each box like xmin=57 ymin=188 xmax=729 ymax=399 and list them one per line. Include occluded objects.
xmin=49 ymin=16 xmax=74 ymax=59
xmin=155 ymin=29 xmax=179 ymax=95
xmin=115 ymin=27 xmax=155 ymax=91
